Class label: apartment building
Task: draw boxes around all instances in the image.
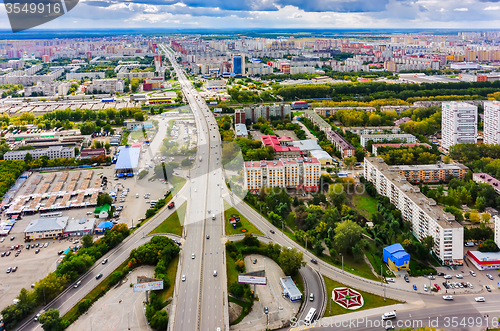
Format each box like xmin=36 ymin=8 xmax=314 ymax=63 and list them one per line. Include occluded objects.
xmin=4 ymin=146 xmax=75 ymax=161
xmin=364 ymin=157 xmax=464 ymax=265
xmin=441 ymin=102 xmax=478 ymax=151
xmin=241 ymin=104 xmax=291 ymax=123
xmin=66 ymin=72 xmax=105 ymax=80
xmin=86 ymin=79 xmax=124 ymax=94
xmin=392 ymin=163 xmax=469 ymax=183
xmin=495 ymin=215 xmax=500 ymax=249
xmin=472 ymin=173 xmax=500 ymax=194
xmin=325 ymin=130 xmax=355 ymax=159
xmin=25 ymin=81 xmax=71 ymax=97
xmin=244 ymin=157 xmax=320 ymax=193
xmin=484 ymin=101 xmax=500 ymax=145
xmin=342 ymin=126 xmax=401 ymax=136
xmin=360 ymin=134 xmax=416 ymax=148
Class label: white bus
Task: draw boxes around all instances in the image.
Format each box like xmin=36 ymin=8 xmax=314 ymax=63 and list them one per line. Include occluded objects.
xmin=304 ymin=307 xmax=317 ymax=325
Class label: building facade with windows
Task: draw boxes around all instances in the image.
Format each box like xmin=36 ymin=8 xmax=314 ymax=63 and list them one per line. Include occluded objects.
xmin=4 ymin=146 xmax=75 ymax=161
xmin=244 ymin=157 xmax=320 ymax=193
xmin=484 ymin=101 xmax=500 ymax=145
xmin=441 ymin=102 xmax=478 ymax=151
xmin=360 ymin=134 xmax=416 ymax=148
xmin=364 ymin=157 xmax=464 ymax=265
xmin=392 ymin=163 xmax=469 ymax=183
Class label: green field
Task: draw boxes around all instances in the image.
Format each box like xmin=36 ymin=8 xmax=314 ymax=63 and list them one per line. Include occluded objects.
xmin=226 ymin=252 xmax=240 ymax=285
xmin=322 ymin=276 xmax=401 ymax=317
xmin=351 ymin=194 xmax=378 ymax=219
xmin=149 ymin=201 xmax=186 ymax=236
xmin=224 ymin=201 xmax=263 ymax=236
xmin=156 ymin=255 xmax=179 ymax=303
xmin=165 ymin=176 xmax=186 ymax=203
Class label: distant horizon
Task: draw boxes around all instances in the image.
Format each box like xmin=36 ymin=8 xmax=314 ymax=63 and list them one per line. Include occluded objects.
xmin=0 ymin=27 xmax=495 ymax=40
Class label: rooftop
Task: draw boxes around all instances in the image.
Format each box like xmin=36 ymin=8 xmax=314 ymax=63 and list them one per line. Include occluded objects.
xmin=24 ymin=216 xmax=69 ymax=233
xmin=361 ymin=133 xmax=416 ymax=139
xmin=366 ymin=157 xmax=461 ymax=229
xmin=115 ymin=147 xmax=141 ymax=170
xmin=393 ymin=163 xmax=469 ymax=171
xmin=65 ymin=217 xmax=96 ymax=233
xmin=473 ymin=173 xmax=500 ymax=188
xmin=235 ymin=123 xmax=248 ymax=136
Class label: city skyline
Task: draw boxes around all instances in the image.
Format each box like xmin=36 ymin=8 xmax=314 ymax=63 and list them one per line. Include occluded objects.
xmin=2 ymin=0 xmax=500 ymax=32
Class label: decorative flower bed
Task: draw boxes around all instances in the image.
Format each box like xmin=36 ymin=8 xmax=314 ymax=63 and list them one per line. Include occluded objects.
xmin=332 ymin=287 xmax=364 ymax=310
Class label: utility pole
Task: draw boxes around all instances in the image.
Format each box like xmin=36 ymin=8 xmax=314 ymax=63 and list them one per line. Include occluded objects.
xmin=341 ymin=255 xmax=344 ymax=273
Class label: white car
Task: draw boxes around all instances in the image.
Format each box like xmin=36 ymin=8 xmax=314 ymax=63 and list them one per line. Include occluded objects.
xmin=182 ymin=275 xmax=186 ymax=282
xmin=455 ymin=274 xmax=463 ymax=279
xmin=443 ymin=295 xmax=454 ymax=300
xmin=423 ymin=284 xmax=428 ymax=292
xmin=191 ymin=253 xmax=195 ymax=259
xmin=470 ymin=270 xmax=476 ymax=277
xmin=474 ymin=297 xmax=485 ymax=302
xmin=386 ymin=278 xmax=395 ymax=283
xmin=444 ymin=275 xmax=452 ymax=279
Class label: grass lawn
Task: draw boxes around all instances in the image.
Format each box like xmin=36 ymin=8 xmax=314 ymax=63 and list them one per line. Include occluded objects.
xmin=165 ymin=176 xmax=186 ymax=203
xmin=351 ymin=194 xmax=378 ymax=219
xmin=321 ymin=253 xmax=379 ymax=282
xmin=322 ymin=276 xmax=401 ymax=317
xmin=226 ymin=252 xmax=240 ymax=285
xmin=156 ymin=255 xmax=179 ymax=303
xmin=149 ymin=201 xmax=186 ymax=236
xmin=224 ymin=201 xmax=263 ymax=236
xmin=364 ymin=241 xmax=392 ymax=278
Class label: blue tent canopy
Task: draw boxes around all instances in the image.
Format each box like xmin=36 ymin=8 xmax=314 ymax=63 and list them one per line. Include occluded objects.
xmin=114 ymin=147 xmax=141 ymax=170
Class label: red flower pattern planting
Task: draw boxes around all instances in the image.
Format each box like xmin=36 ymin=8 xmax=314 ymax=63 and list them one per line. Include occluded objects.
xmin=332 ymin=287 xmax=364 ymax=310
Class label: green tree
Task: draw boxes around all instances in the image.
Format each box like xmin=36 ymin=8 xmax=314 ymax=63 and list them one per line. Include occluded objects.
xmin=96 ymin=193 xmax=113 ymax=207
xmin=38 ymin=309 xmax=65 ymax=331
xmin=24 ymin=152 xmax=33 ymax=163
xmin=333 ymin=220 xmax=363 ymax=254
xmin=422 ymin=235 xmax=434 ymax=253
xmin=149 ymin=310 xmax=169 ymax=330
xmin=79 ymin=121 xmax=96 ymax=135
xmin=81 ymin=234 xmax=94 ymax=248
xmin=278 ymin=247 xmax=305 ymax=276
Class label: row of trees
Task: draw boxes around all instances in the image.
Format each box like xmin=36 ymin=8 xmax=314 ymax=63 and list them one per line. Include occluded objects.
xmin=399 ymin=106 xmax=442 ymax=136
xmin=377 ymin=145 xmax=440 ymax=165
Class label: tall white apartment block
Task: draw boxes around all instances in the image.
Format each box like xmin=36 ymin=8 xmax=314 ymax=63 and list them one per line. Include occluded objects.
xmin=364 ymin=157 xmax=464 ymax=265
xmin=441 ymin=102 xmax=478 ymax=151
xmin=495 ymin=215 xmax=500 ymax=249
xmin=484 ymin=101 xmax=500 ymax=145
xmin=244 ymin=157 xmax=320 ymax=193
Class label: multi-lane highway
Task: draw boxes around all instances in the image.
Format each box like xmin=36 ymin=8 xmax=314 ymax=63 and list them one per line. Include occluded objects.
xmin=160 ymin=45 xmax=227 ymax=331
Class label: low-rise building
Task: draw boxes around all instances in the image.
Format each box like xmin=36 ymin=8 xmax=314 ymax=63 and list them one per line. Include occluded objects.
xmin=4 ymin=145 xmax=75 ymax=161
xmin=64 ymin=217 xmax=96 ymax=237
xmin=473 ymin=173 xmax=500 ymax=194
xmin=360 ymin=134 xmax=416 ymax=148
xmin=80 ymin=148 xmax=106 ymax=160
xmin=364 ymin=157 xmax=463 ymax=265
xmin=342 ymin=126 xmax=401 ymax=136
xmin=234 ymin=123 xmax=248 ymax=139
xmin=391 ymin=163 xmax=469 ymax=183
xmin=325 ymin=130 xmax=355 ymax=159
xmin=24 ymin=216 xmax=69 ymax=241
xmin=125 ymin=120 xmax=153 ymax=131
xmin=466 ymin=250 xmax=500 ymax=271
xmin=372 ymin=143 xmax=432 ymax=156
xmin=383 ymin=243 xmax=410 ymax=272
xmin=261 ymin=135 xmax=301 ymax=158
xmin=86 ymin=79 xmax=124 ymax=94
xmin=309 ymin=149 xmax=333 ymax=166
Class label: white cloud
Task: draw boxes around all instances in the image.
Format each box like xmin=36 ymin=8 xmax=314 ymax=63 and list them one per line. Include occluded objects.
xmin=484 ymin=6 xmax=500 ymax=10
xmin=454 ymin=7 xmax=469 ymax=11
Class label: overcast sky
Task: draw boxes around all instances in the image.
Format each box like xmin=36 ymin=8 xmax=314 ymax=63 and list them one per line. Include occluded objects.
xmin=1 ymin=0 xmax=500 ymax=31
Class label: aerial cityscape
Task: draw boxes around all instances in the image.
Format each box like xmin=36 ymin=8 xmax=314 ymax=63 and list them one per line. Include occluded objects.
xmin=1 ymin=2 xmax=500 ymax=331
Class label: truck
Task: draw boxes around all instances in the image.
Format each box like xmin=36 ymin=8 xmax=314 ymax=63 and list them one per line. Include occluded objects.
xmin=168 ymin=202 xmax=175 ymax=209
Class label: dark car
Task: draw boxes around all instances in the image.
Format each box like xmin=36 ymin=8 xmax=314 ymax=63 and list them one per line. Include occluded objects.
xmin=269 ymin=230 xmax=275 ymax=234
xmin=311 ymin=259 xmax=318 ymax=264
xmin=35 ymin=249 xmax=40 ymax=254
xmin=57 ymin=250 xmax=64 ymax=255
xmin=96 ymin=273 xmax=103 ymax=280
xmin=404 ymin=275 xmax=410 ymax=283
xmin=12 ymin=266 xmax=17 ymax=272
xmin=264 ymin=307 xmax=269 ymax=314
xmin=485 ymin=285 xmax=491 ymax=292
xmin=253 ymin=259 xmax=257 ymax=264
xmin=437 ymin=272 xmax=445 ymax=277
xmin=1 ymin=252 xmax=5 ymax=257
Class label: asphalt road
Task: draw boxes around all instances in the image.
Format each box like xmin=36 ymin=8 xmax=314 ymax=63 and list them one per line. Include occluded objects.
xmin=299 ymin=265 xmax=325 ymax=321
xmin=161 ymin=45 xmax=227 ymax=331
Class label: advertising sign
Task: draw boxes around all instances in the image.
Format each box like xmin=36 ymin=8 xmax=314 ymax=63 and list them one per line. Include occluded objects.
xmin=133 ymin=280 xmax=164 ymax=292
xmin=238 ymin=275 xmax=267 ymax=285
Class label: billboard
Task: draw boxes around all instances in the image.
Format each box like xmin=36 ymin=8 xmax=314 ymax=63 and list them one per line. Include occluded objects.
xmin=238 ymin=275 xmax=267 ymax=285
xmin=210 ymin=101 xmax=218 ymax=105
xmin=133 ymin=280 xmax=164 ymax=292
xmin=214 ymin=108 xmax=223 ymax=113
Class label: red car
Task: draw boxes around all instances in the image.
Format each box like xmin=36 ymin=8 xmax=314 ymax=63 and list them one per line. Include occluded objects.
xmin=167 ymin=202 xmax=175 ymax=209
xmin=434 ymin=284 xmax=441 ymax=290
xmin=14 ymin=244 xmax=19 ymax=249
